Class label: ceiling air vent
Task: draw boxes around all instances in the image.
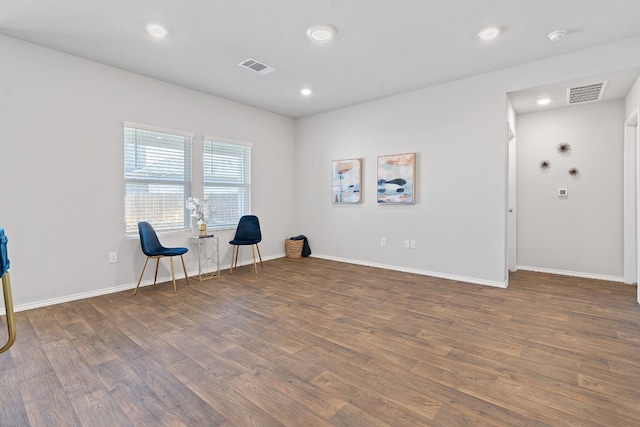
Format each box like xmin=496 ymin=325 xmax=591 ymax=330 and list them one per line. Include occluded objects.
xmin=566 ymin=81 xmax=607 ymax=105
xmin=239 ymin=58 xmax=276 ymax=75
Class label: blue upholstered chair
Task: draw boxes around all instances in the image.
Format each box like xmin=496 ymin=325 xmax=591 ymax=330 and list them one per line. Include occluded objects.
xmin=229 ymin=215 xmax=263 ymax=274
xmin=0 ymin=227 xmax=16 ymax=353
xmin=134 ymin=222 xmax=190 ymax=295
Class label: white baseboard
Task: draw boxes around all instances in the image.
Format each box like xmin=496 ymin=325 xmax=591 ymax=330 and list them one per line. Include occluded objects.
xmin=516 ymin=265 xmax=625 ymax=283
xmin=0 ymin=253 xmax=285 ymax=315
xmin=1 ymin=257 xmax=629 ymax=316
xmin=310 ymin=254 xmax=507 ymax=288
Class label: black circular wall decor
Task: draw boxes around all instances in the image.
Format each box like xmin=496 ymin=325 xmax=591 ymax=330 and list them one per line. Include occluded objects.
xmin=557 ymin=142 xmax=571 ymax=155
xmin=540 ymin=160 xmax=550 ymax=171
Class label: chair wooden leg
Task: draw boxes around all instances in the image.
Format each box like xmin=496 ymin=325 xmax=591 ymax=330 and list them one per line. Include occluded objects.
xmin=256 ymin=244 xmax=263 ymax=268
xmin=231 ymin=245 xmax=240 ymax=271
xmin=234 ymin=245 xmax=240 ymax=268
xmin=134 ymin=257 xmax=150 ymax=295
xmin=251 ymin=245 xmax=257 ymax=274
xmin=0 ymin=272 xmax=17 ymax=353
xmin=153 ymin=258 xmax=160 ymax=285
xmin=180 ymin=255 xmax=189 ymax=286
xmin=230 ymin=245 xmax=238 ymax=274
xmin=169 ymin=257 xmax=177 ymax=293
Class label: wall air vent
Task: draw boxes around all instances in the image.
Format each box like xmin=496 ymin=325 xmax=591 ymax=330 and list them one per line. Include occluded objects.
xmin=566 ymin=81 xmax=607 ymax=105
xmin=239 ymin=58 xmax=276 ymax=75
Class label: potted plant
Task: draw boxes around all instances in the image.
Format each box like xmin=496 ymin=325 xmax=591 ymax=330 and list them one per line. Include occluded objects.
xmin=186 ymin=197 xmax=210 ymax=236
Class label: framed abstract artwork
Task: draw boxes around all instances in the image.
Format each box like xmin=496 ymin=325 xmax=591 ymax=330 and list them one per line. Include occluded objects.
xmin=377 ymin=153 xmax=416 ymax=204
xmin=331 ymin=158 xmax=362 ymax=203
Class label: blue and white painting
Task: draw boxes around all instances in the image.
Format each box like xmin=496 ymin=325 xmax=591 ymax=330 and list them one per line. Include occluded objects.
xmin=331 ymin=158 xmax=362 ymax=203
xmin=377 ymin=153 xmax=415 ymax=204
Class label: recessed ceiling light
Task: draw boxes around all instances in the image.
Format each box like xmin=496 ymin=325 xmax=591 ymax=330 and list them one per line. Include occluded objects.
xmin=478 ymin=26 xmax=500 ymax=41
xmin=146 ymin=23 xmax=168 ymax=38
xmin=300 ymin=88 xmax=312 ymax=96
xmin=307 ymin=25 xmax=336 ymax=42
xmin=537 ymin=98 xmax=551 ymax=105
xmin=548 ymin=30 xmax=567 ymax=41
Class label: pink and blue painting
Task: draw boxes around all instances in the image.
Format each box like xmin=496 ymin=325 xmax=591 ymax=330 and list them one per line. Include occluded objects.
xmin=377 ymin=153 xmax=415 ymax=204
xmin=331 ymin=158 xmax=362 ymax=203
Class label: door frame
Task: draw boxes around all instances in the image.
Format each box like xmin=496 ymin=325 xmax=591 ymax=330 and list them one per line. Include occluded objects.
xmin=507 ymin=122 xmax=517 ymax=274
xmin=624 ymin=109 xmax=639 ymax=299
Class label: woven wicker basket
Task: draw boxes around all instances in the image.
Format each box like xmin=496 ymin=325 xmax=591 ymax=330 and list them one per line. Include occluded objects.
xmin=285 ymin=239 xmax=304 ymax=258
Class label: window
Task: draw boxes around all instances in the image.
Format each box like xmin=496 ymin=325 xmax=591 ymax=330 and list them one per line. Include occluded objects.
xmin=124 ymin=123 xmax=193 ymax=234
xmin=203 ymin=137 xmax=252 ymax=229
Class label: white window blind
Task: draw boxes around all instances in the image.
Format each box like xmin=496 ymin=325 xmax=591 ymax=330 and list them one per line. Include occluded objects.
xmin=203 ymin=137 xmax=252 ymax=228
xmin=124 ymin=123 xmax=193 ymax=234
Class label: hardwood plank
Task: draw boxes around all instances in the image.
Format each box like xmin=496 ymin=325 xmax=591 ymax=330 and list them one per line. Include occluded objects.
xmin=68 ymin=389 xmax=132 ymax=426
xmin=495 ymin=374 xmax=636 ymax=426
xmin=361 ymin=358 xmax=546 ymax=427
xmin=42 ymin=337 xmax=105 ymax=397
xmin=311 ymin=370 xmax=436 ymax=426
xmin=228 ymin=371 xmax=335 ymax=426
xmin=0 ymin=366 xmax=30 ymax=425
xmin=19 ymin=372 xmax=82 ymax=426
xmin=317 ymin=357 xmax=443 ymax=420
xmin=129 ymin=354 xmax=226 ymax=426
xmin=329 ymin=403 xmax=394 ymax=427
xmin=26 ymin=306 xmax=66 ymax=343
xmin=167 ymin=357 xmax=284 ymax=427
xmin=116 ymin=320 xmax=189 ymax=368
xmin=215 ymin=339 xmax=347 ymax=420
xmin=64 ymin=319 xmax=120 ymax=366
xmin=2 ymin=327 xmax=54 ymax=382
xmin=94 ymin=358 xmax=188 ymax=426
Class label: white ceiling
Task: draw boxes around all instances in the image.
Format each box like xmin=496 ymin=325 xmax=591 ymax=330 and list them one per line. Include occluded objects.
xmin=1 ymin=0 xmax=640 ymax=118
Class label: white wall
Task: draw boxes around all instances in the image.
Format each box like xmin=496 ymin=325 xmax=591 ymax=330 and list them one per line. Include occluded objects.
xmin=295 ymin=78 xmax=509 ymax=286
xmin=295 ymin=37 xmax=640 ymax=287
xmin=516 ymin=101 xmax=625 ymax=279
xmin=0 ymin=35 xmax=296 ymax=309
xmin=3 ymin=34 xmax=640 ymax=309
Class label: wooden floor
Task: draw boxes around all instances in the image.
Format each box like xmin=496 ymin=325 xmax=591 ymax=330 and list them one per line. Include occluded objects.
xmin=1 ymin=258 xmax=640 ymax=426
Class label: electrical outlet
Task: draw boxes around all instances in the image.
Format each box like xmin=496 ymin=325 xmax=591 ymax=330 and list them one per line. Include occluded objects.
xmin=410 ymin=240 xmax=416 ymax=249
xmin=381 ymin=238 xmax=386 ymax=247
xmin=404 ymin=240 xmax=410 ymax=248
xmin=109 ymin=252 xmax=118 ymax=263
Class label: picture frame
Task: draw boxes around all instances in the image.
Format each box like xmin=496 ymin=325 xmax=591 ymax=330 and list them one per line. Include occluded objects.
xmin=331 ymin=158 xmax=362 ymax=203
xmin=377 ymin=153 xmax=416 ymax=204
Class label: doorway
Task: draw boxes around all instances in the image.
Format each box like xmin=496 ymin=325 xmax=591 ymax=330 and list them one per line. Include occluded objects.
xmin=507 ymin=70 xmax=640 ymax=300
